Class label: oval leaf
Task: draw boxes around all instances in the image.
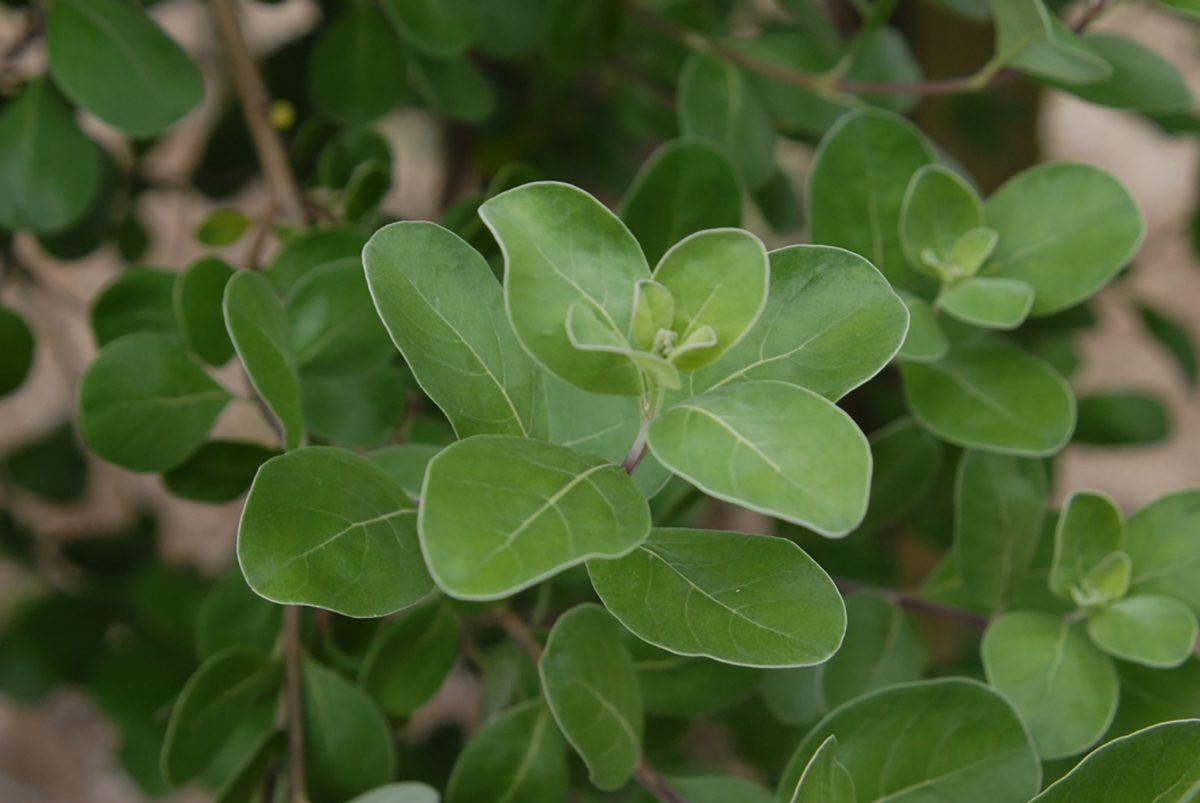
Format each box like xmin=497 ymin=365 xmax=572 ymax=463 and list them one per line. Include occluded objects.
xmin=1086 ymin=595 xmax=1199 ymax=668
xmin=1126 ymin=490 xmax=1200 ymax=616
xmin=1050 ymin=490 xmax=1125 ymax=600
xmin=359 ymin=600 xmax=459 ymax=717
xmin=445 ymin=699 xmax=568 ymax=803
xmin=174 ymin=257 xmax=236 ymax=366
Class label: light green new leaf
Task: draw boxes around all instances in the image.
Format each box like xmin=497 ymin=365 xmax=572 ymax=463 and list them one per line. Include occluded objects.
xmin=445 ymin=699 xmax=568 ymax=803
xmin=359 ymin=600 xmax=459 ymax=717
xmin=677 ymin=54 xmax=776 ymax=191
xmin=589 ymin=528 xmax=845 ymax=668
xmin=286 ymin=257 xmax=394 ymax=375
xmin=195 ymin=208 xmax=250 ymax=247
xmin=90 ymin=266 xmax=178 ymax=347
xmin=650 ymin=229 xmax=768 ymax=371
xmin=0 ymin=79 xmax=104 ymax=235
xmin=1050 ymin=491 xmax=1125 ymax=600
xmin=619 ymin=139 xmax=743 ymax=265
xmin=223 ymin=272 xmax=304 ymax=450
xmin=419 ymin=436 xmax=649 ymax=600
xmin=565 ymin=301 xmax=680 ymax=390
xmin=778 ymin=678 xmax=1041 ymax=803
xmin=303 ymin=660 xmax=396 ymax=803
xmin=688 ymin=245 xmax=909 ymax=401
xmin=383 ymin=0 xmax=478 ymax=57
xmin=938 ymin=277 xmax=1035 ymax=330
xmin=820 ymin=592 xmax=922 ymax=709
xmin=1053 ymin=33 xmax=1194 ymax=112
xmin=990 ymin=0 xmax=1112 ymax=84
xmin=1087 ymin=595 xmax=1199 ymax=668
xmin=982 ymin=612 xmax=1117 ymax=759
xmin=808 ymin=108 xmax=936 ymax=287
xmin=309 ymin=6 xmax=407 ymax=125
xmin=1076 ymin=551 xmax=1132 ymax=607
xmin=237 ymin=447 xmax=432 ymax=617
xmin=161 ymin=648 xmax=279 ymax=785
xmin=1126 ymin=489 xmax=1200 ymax=616
xmin=0 ymin=306 xmax=34 ymax=397
xmin=80 ymin=333 xmax=231 ymax=472
xmin=984 ymin=162 xmax=1143 ymax=315
xmin=896 ymin=292 xmax=948 ymax=362
xmin=788 ymin=736 xmax=855 ymax=803
xmin=648 ymin=381 xmax=871 ymax=536
xmin=899 ymin=164 xmax=984 ymax=278
xmin=48 ymin=0 xmax=203 ymax=136
xmin=347 ymin=784 xmax=440 ymax=803
xmin=955 ymin=450 xmax=1048 ymax=610
xmin=540 ymin=604 xmax=643 ymax=790
xmin=1032 ymin=720 xmax=1200 ymax=802
xmin=480 ymin=182 xmax=649 ymax=394
xmin=174 ymin=258 xmax=235 ymax=366
xmin=901 ymin=340 xmax=1076 ymax=456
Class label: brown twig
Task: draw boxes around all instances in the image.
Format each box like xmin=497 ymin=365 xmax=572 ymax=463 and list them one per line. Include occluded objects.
xmin=210 ymin=0 xmax=308 ymax=224
xmin=634 ymin=760 xmax=688 ymax=803
xmin=282 ymin=605 xmax=306 ymax=803
xmin=834 ymin=577 xmax=990 ymax=631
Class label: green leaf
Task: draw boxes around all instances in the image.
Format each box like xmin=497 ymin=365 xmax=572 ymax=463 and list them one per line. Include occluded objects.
xmin=955 ymin=450 xmax=1048 ymax=610
xmin=408 ymin=55 xmax=496 ymax=124
xmin=237 ymin=446 xmax=433 ymax=617
xmin=5 ymin=422 xmax=87 ymax=503
xmin=342 ymin=160 xmax=392 ymax=222
xmin=542 ymin=0 xmax=619 ymax=72
xmin=174 ymin=258 xmax=236 ymax=366
xmin=677 ymin=54 xmax=776 ymax=190
xmin=480 ymin=182 xmax=649 ymax=395
xmin=1050 ymin=490 xmax=1125 ymax=600
xmin=628 ymin=639 xmax=762 ymax=716
xmin=857 ymin=417 xmax=945 ymax=534
xmin=80 ymin=333 xmax=231 ymax=472
xmin=820 ymin=592 xmax=921 ymax=709
xmin=223 ymin=271 xmax=304 ymax=451
xmin=1126 ymin=489 xmax=1200 ymax=616
xmin=1137 ymin=303 xmax=1197 ymax=387
xmin=286 ymin=255 xmax=394 ymax=375
xmin=444 ymin=699 xmax=568 ymax=803
xmin=303 ymin=660 xmax=396 ymax=803
xmin=476 ymin=0 xmax=551 ymax=58
xmin=901 ymin=340 xmax=1076 ymax=456
xmin=359 ymin=600 xmax=459 ymax=717
xmin=0 ymin=79 xmax=103 ymax=235
xmin=1074 ymin=390 xmax=1170 ymax=446
xmin=1032 ymin=720 xmax=1200 ymax=801
xmin=619 ymin=139 xmax=743 ymax=266
xmin=650 ymin=229 xmax=768 ymax=371
xmin=266 ymin=226 xmax=369 ymax=296
xmin=1075 ymin=551 xmax=1132 ymax=608
xmin=990 ymin=0 xmax=1112 ymax=84
xmin=938 ymin=277 xmax=1035 ymax=330
xmin=195 ymin=569 xmax=282 ymax=660
xmin=368 ymin=444 xmax=441 ymax=500
xmin=195 ymin=209 xmax=251 ymax=247
xmin=589 ymin=527 xmax=845 ymax=668
xmin=363 ymin=221 xmax=546 ymax=438
xmin=161 ymin=648 xmax=279 ymax=785
xmin=753 ymin=168 xmax=804 ymax=232
xmin=981 ymin=612 xmax=1117 ymax=759
xmin=163 ymin=440 xmax=279 ymax=504
xmin=309 ymin=6 xmax=408 ymax=125
xmin=383 ymin=0 xmax=478 ymax=57
xmin=348 ymin=784 xmax=440 ymax=803
xmin=649 ymin=381 xmax=871 ymax=536
xmin=566 ymin=300 xmax=681 ymax=390
xmin=1087 ymin=595 xmax=1199 ymax=668
xmin=540 ymin=604 xmax=643 ymax=790
xmin=672 ymin=775 xmax=775 ymax=803
xmin=1159 ymin=0 xmax=1200 ymax=19
xmin=1052 ymin=33 xmax=1194 ymax=113
xmin=301 ymin=363 xmax=406 ymax=449
xmin=419 ymin=435 xmax=650 ymax=600
xmin=984 ymin=162 xmax=1143 ymax=316
xmin=0 ymin=306 xmax=34 ymax=397
xmin=899 ymin=164 xmax=984 ymax=279
xmin=808 ymin=108 xmax=935 ymax=288
xmin=1109 ymin=659 xmax=1200 ymax=738
xmin=47 ymin=0 xmax=203 ymax=136
xmin=688 ymin=245 xmax=908 ymax=401
xmin=787 ymin=735 xmax=855 ymax=803
xmin=91 ymin=266 xmax=178 ymax=347
xmin=778 ymin=678 xmax=1041 ymax=803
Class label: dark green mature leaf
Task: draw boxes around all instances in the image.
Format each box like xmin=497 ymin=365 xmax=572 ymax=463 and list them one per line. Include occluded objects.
xmin=80 ymin=333 xmax=231 ymax=472
xmin=91 ymin=267 xmax=178 ymax=347
xmin=5 ymin=422 xmax=87 ymax=503
xmin=820 ymin=593 xmax=921 ymax=709
xmin=0 ymin=79 xmax=104 ymax=234
xmin=174 ymin=258 xmax=235 ymax=366
xmin=809 ymin=108 xmax=936 ymax=288
xmin=673 ymin=775 xmax=775 ymax=803
xmin=309 ymin=5 xmax=408 ymax=125
xmin=590 ymin=528 xmax=845 ymax=668
xmin=1074 ymin=391 xmax=1170 ymax=446
xmin=858 ymin=417 xmax=944 ymax=534
xmin=982 ymin=612 xmax=1117 ymax=759
xmin=359 ymin=600 xmax=458 ymax=717
xmin=543 ymin=0 xmax=620 ymax=72
xmin=778 ymin=679 xmax=1041 ymax=803
xmin=224 ymin=271 xmax=304 ymax=451
xmin=984 ymin=163 xmax=1143 ymax=316
xmin=303 ymin=660 xmax=396 ymax=803
xmin=364 ymin=221 xmax=546 ymax=438
xmin=420 ymin=435 xmax=649 ymax=600
xmin=1137 ymin=303 xmax=1197 ymax=387
xmin=540 ymin=604 xmax=643 ymax=790
xmin=1053 ymin=33 xmax=1193 ymax=113
xmin=266 ymin=226 xmax=369 ymax=295
xmin=286 ymin=255 xmax=394 ymax=375
xmin=445 ymin=699 xmax=568 ymax=803
xmin=408 ymin=55 xmax=496 ymax=124
xmin=238 ymin=447 xmax=432 ymax=617
xmin=649 ymin=381 xmax=871 ymax=536
xmin=901 ymin=340 xmax=1076 ymax=456
xmin=678 ymin=54 xmax=776 ymax=191
xmin=619 ymin=139 xmax=742 ymax=266
xmin=475 ymin=0 xmax=551 ymax=57
xmin=163 ymin=440 xmax=278 ymax=503
xmin=1032 ymin=719 xmax=1200 ymax=801
xmin=1050 ymin=491 xmax=1125 ymax=601
xmin=161 ymin=648 xmax=279 ymax=785
xmin=0 ymin=306 xmax=34 ymax=397
xmin=787 ymin=736 xmax=855 ymax=803
xmin=195 ymin=569 xmax=282 ymax=660
xmin=628 ymin=639 xmax=762 ymax=715
xmin=1087 ymin=595 xmax=1199 ymax=668
xmin=1109 ymin=659 xmax=1200 ymax=738
xmin=48 ymin=0 xmax=202 ymax=135
xmin=383 ymin=0 xmax=478 ymax=56
xmin=1126 ymin=490 xmax=1200 ymax=616
xmin=301 ymin=363 xmax=406 ymax=449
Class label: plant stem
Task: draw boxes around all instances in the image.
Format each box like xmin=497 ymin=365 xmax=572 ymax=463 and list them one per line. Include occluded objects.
xmin=833 ymin=577 xmax=990 ymax=631
xmin=282 ymin=605 xmax=306 ymax=803
xmin=210 ymin=0 xmax=308 ymax=224
xmin=621 ymin=416 xmax=651 ymax=475
xmin=634 ymin=760 xmax=688 ymax=803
